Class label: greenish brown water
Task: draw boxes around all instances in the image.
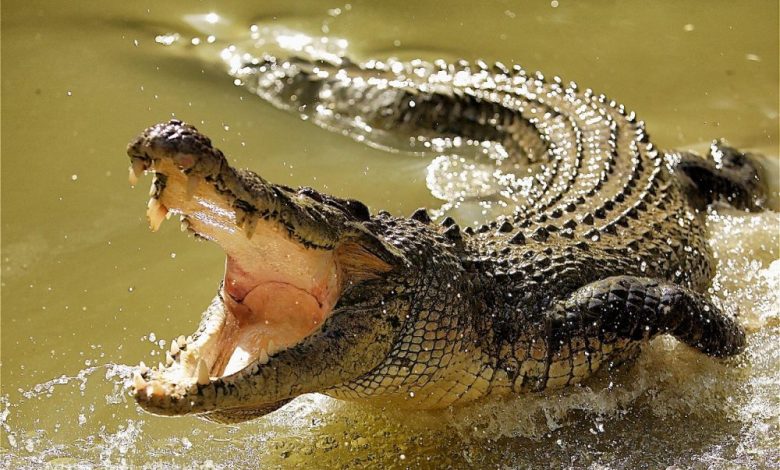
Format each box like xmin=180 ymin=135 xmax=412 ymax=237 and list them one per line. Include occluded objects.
xmin=1 ymin=1 xmax=778 ymax=468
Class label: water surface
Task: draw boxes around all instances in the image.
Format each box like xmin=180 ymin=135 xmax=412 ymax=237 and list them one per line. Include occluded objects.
xmin=1 ymin=1 xmax=778 ymax=467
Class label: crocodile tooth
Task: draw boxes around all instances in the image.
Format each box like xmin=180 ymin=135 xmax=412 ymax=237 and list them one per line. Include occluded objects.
xmin=242 ymin=216 xmax=257 ymax=239
xmin=181 ymin=349 xmax=199 ymax=376
xmin=165 ymin=351 xmax=174 ymax=366
xmin=267 ymin=340 xmax=276 ymax=355
xmin=196 ymin=359 xmax=210 ymax=385
xmin=234 ymin=206 xmax=247 ymax=226
xmin=158 ymin=361 xmax=165 ymax=371
xmin=173 ymin=383 xmax=186 ymax=397
xmin=258 ymin=349 xmax=269 ymax=365
xmin=129 ymin=159 xmax=145 ymax=185
xmin=170 ymin=341 xmax=180 ymax=355
xmin=138 ymin=361 xmax=149 ymax=374
xmin=186 ymin=174 xmax=199 ymax=200
xmin=179 ymin=216 xmax=190 ymax=232
xmin=148 ymin=380 xmax=165 ymax=397
xmin=177 ymin=335 xmax=186 ymax=348
xmin=133 ymin=371 xmax=147 ymax=391
xmin=128 ymin=166 xmax=139 ymax=186
xmin=147 ymin=198 xmax=168 ymax=232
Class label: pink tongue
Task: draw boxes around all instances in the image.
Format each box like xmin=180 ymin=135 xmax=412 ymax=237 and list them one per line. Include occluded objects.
xmin=220 ymin=282 xmax=327 ymax=376
xmin=241 ymin=282 xmax=325 ymax=337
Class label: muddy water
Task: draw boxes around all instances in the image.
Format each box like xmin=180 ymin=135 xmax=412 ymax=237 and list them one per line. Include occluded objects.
xmin=1 ymin=1 xmax=778 ymax=468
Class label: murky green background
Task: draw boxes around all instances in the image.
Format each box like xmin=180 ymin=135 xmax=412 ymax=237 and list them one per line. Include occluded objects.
xmin=2 ymin=1 xmax=778 ymax=468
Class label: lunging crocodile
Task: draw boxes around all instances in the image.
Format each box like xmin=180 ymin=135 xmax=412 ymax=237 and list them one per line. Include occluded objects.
xmin=127 ymin=55 xmax=765 ymax=423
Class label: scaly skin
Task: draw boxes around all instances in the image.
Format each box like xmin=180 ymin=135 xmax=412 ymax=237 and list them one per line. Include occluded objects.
xmin=127 ymin=56 xmax=763 ymax=423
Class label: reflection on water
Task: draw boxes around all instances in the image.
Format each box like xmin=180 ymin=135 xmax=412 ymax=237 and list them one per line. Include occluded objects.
xmin=1 ymin=0 xmax=778 ymax=468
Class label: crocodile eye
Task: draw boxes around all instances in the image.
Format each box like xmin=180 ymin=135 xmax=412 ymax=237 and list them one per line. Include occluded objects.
xmin=298 ymin=187 xmax=323 ymax=202
xmin=344 ymin=199 xmax=370 ymax=221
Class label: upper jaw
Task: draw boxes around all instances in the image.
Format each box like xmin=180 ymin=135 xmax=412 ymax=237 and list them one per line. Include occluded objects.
xmin=126 ymin=119 xmax=347 ymax=249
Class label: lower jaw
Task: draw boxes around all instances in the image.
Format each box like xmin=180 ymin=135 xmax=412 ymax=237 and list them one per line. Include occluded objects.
xmin=132 ymin=279 xmax=333 ymax=404
xmin=131 ymin=295 xmax=227 ymax=406
xmin=130 ymin=294 xmax=297 ymax=417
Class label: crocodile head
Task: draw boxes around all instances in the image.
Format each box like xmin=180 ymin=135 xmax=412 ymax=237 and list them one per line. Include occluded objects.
xmin=126 ymin=120 xmax=410 ymax=423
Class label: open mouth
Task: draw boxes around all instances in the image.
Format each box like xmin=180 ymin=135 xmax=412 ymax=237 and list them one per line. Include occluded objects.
xmin=127 ymin=125 xmax=342 ymax=405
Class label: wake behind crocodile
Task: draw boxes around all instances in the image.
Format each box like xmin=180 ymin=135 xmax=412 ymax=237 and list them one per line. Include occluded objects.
xmin=157 ymin=23 xmax=549 ymax=222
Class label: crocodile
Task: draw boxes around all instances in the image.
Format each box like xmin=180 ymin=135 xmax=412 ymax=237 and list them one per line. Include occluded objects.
xmin=126 ymin=55 xmax=765 ymax=424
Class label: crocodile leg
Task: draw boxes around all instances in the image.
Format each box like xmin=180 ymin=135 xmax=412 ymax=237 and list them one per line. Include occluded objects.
xmin=541 ymin=276 xmax=746 ymax=389
xmin=674 ymin=141 xmax=767 ymax=211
